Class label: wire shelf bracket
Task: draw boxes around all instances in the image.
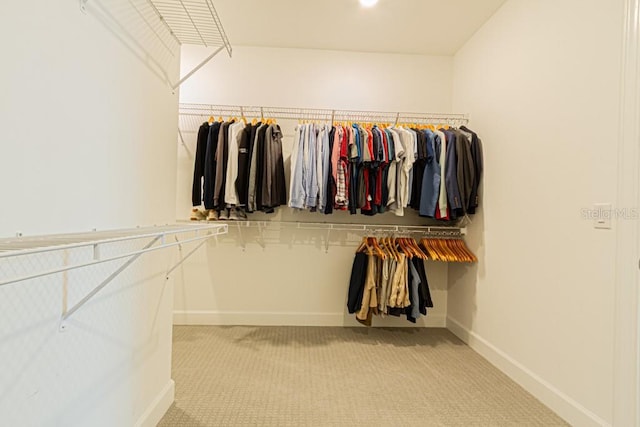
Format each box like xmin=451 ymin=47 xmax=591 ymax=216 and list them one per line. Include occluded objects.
xmin=81 ymin=0 xmax=232 ymax=90
xmin=0 ymin=224 xmax=227 ymax=332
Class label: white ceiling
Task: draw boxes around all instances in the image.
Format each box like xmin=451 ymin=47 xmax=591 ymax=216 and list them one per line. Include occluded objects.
xmin=214 ymin=0 xmax=507 ymax=56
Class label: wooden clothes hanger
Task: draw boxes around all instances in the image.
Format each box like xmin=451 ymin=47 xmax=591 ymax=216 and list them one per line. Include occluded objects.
xmin=409 ymin=238 xmax=427 ymax=259
xmin=356 ymin=236 xmax=368 ymax=253
xmin=371 ymin=237 xmax=386 ymax=259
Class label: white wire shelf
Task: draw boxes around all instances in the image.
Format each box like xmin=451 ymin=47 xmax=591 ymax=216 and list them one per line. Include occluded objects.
xmin=0 ymin=224 xmax=225 ymax=255
xmin=185 ymin=220 xmax=466 ymax=252
xmin=216 ymin=220 xmax=465 ymax=235
xmin=82 ymin=0 xmax=232 ymax=89
xmin=178 ymin=103 xmax=470 ymax=137
xmin=0 ymin=224 xmax=227 ymax=330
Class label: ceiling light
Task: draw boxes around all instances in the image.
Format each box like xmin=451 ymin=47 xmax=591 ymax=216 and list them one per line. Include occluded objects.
xmin=360 ymin=0 xmax=378 ymax=7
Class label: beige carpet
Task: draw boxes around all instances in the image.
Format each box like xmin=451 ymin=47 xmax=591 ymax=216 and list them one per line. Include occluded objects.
xmin=159 ymin=326 xmax=568 ymax=427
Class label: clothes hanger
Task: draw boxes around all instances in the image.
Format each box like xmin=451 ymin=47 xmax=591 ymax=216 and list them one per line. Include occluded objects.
xmin=410 ymin=238 xmax=427 ymax=259
xmin=410 ymin=238 xmax=424 ymax=259
xmin=424 ymin=238 xmax=439 ymax=261
xmin=378 ymin=237 xmax=391 ymax=260
xmin=356 ymin=236 xmax=368 ymax=253
xmin=420 ymin=238 xmax=433 ymax=260
xmin=442 ymin=239 xmax=457 ymax=262
xmin=419 ymin=239 xmax=434 ymax=261
xmin=382 ymin=237 xmax=395 ymax=261
xmin=455 ymin=239 xmax=477 ymax=262
xmin=208 ymin=116 xmax=215 ymax=124
xmin=399 ymin=238 xmax=411 ymax=257
xmin=371 ymin=237 xmax=386 ymax=259
xmin=445 ymin=239 xmax=463 ymax=262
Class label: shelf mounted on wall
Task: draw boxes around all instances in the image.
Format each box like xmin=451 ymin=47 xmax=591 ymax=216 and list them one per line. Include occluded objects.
xmin=202 ymin=220 xmax=466 ymax=253
xmin=81 ymin=0 xmax=232 ymax=90
xmin=0 ymin=224 xmax=228 ymax=331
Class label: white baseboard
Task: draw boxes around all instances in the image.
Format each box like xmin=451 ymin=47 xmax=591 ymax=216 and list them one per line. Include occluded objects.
xmin=174 ymin=310 xmax=446 ymax=327
xmin=134 ymin=379 xmax=175 ymax=427
xmin=446 ymin=316 xmax=610 ymax=427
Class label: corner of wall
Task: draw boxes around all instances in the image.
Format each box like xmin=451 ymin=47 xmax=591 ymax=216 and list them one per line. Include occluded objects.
xmin=446 ymin=317 xmax=611 ymax=427
xmin=135 ymin=379 xmax=175 ymax=427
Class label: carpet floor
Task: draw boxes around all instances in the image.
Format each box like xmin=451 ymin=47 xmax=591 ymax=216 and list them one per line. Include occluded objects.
xmin=159 ymin=326 xmax=568 ymax=426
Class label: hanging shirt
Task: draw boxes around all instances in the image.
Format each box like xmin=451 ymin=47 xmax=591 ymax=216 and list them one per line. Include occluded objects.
xmin=235 ymin=125 xmax=252 ymax=207
xmin=406 ymin=128 xmax=418 ymax=206
xmin=289 ymin=125 xmax=306 ymax=209
xmin=460 ymin=125 xmax=484 ymax=214
xmin=419 ymin=129 xmax=441 ymax=217
xmin=324 ymin=126 xmax=336 ymax=214
xmin=334 ymin=127 xmax=348 ymax=209
xmin=203 ymin=122 xmax=221 ymax=210
xmin=248 ymin=123 xmax=266 ymax=212
xmin=356 ymin=254 xmax=378 ymax=325
xmin=408 ymin=260 xmax=421 ymax=321
xmin=320 ymin=125 xmax=331 ymax=212
xmin=213 ymin=121 xmax=233 ymax=209
xmin=192 ymin=122 xmax=210 ymax=207
xmin=224 ymin=121 xmax=246 ymax=206
xmin=254 ymin=124 xmax=269 ymax=210
xmin=388 ymin=128 xmax=405 ymax=216
xmin=385 ymin=129 xmax=397 ymax=210
xmin=262 ymin=123 xmax=285 ymax=208
xmin=444 ymin=129 xmax=462 ymax=219
xmin=316 ymin=126 xmax=325 ymax=211
xmin=453 ymin=129 xmax=475 ymax=215
xmin=305 ymin=124 xmax=318 ymax=209
xmin=434 ymin=129 xmax=448 ymax=218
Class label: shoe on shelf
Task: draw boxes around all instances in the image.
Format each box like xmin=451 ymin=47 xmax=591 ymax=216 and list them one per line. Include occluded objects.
xmin=207 ymin=210 xmax=219 ymax=221
xmin=235 ymin=208 xmax=247 ymax=221
xmin=228 ymin=208 xmax=239 ymax=221
xmin=190 ymin=208 xmax=207 ymax=221
xmin=218 ymin=209 xmax=229 ymax=221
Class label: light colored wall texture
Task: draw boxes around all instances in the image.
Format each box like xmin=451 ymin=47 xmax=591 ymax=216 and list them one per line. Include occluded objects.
xmin=0 ymin=0 xmax=180 ymax=425
xmin=0 ymin=0 xmax=178 ymax=238
xmin=176 ymin=45 xmax=453 ymax=327
xmin=450 ymin=1 xmax=623 ymax=426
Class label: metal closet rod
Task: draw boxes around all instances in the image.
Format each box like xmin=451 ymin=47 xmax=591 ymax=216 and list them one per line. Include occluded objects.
xmin=179 ymin=103 xmax=469 ymax=125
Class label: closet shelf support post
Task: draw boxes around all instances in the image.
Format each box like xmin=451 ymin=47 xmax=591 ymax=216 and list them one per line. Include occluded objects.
xmin=165 ymin=236 xmax=210 ymax=279
xmin=257 ymin=222 xmax=266 ymax=249
xmin=237 ymin=223 xmax=246 ymax=251
xmin=59 ymin=235 xmax=162 ymax=332
xmin=325 ymin=228 xmax=331 ymax=253
xmin=171 ymin=45 xmax=225 ymax=90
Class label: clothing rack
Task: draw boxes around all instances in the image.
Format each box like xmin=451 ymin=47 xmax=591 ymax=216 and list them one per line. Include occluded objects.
xmin=178 ymin=103 xmax=470 ymax=140
xmin=201 ymin=220 xmax=466 ymax=252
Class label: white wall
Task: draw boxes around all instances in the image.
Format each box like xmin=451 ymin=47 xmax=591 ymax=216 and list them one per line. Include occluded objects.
xmin=0 ymin=0 xmax=179 ymax=425
xmin=0 ymin=0 xmax=178 ymax=238
xmin=175 ymin=45 xmax=453 ymax=326
xmin=450 ymin=1 xmax=623 ymax=425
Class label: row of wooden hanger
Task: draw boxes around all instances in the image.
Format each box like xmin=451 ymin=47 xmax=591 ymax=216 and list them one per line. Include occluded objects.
xmin=207 ymin=116 xmax=278 ymax=125
xmin=356 ymin=236 xmax=476 ymax=263
xmin=295 ymin=120 xmax=457 ymax=130
xmin=205 ymin=116 xmax=459 ymax=130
